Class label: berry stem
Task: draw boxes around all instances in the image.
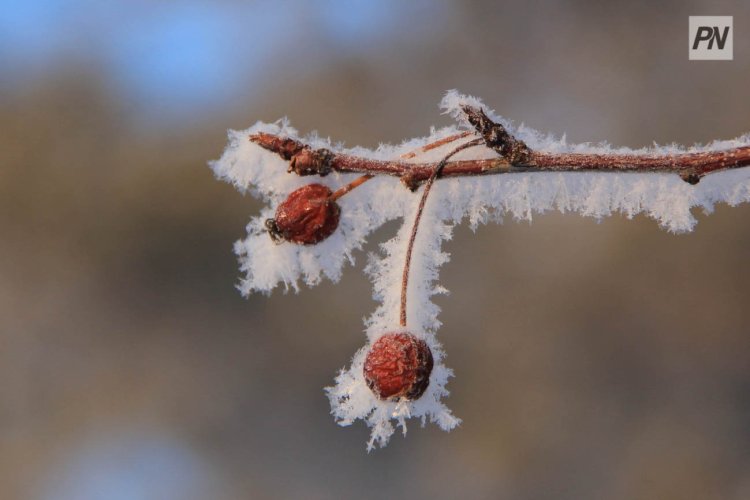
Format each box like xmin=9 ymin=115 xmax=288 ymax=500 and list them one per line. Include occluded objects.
xmin=399 ymin=138 xmax=484 ymax=327
xmin=330 ymin=174 xmax=373 ymax=201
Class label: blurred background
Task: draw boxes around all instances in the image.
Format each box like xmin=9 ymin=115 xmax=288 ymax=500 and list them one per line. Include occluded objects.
xmin=1 ymin=1 xmax=749 ymax=499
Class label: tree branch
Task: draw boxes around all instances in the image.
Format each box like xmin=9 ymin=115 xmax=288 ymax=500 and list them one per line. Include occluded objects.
xmin=250 ymin=107 xmax=750 ymax=186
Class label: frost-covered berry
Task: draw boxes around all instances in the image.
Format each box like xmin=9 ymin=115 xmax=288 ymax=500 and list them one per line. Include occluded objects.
xmin=364 ymin=333 xmax=433 ymax=400
xmin=266 ymin=183 xmax=341 ymax=244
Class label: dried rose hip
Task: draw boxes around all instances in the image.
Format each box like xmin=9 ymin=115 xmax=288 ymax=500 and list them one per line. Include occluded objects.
xmin=266 ymin=183 xmax=340 ymax=245
xmin=363 ymin=332 xmax=433 ymax=401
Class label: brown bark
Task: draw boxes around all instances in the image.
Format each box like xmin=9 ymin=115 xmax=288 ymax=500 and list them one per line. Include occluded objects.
xmin=250 ymin=123 xmax=750 ymax=187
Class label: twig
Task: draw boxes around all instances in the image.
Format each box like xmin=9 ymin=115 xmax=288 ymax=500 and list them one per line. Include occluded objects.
xmin=400 ymin=131 xmax=474 ymax=159
xmin=327 ymin=133 xmax=478 ymax=201
xmin=399 ymin=138 xmax=484 ymax=327
xmin=250 ymin=106 xmax=750 ymax=186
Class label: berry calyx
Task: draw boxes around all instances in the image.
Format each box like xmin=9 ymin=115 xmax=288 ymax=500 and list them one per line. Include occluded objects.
xmin=266 ymin=183 xmax=341 ymax=245
xmin=363 ymin=332 xmax=433 ymax=401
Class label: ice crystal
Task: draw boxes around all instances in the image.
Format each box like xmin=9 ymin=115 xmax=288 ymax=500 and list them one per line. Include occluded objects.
xmin=210 ymin=91 xmax=750 ymax=448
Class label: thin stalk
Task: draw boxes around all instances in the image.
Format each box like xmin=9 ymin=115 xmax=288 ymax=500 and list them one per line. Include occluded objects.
xmin=400 ymin=131 xmax=474 ymax=159
xmin=399 ymin=138 xmax=484 ymax=327
xmin=330 ymin=174 xmax=372 ymax=201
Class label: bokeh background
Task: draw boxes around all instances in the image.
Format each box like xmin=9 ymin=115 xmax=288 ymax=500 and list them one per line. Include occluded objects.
xmin=2 ymin=1 xmax=749 ymax=499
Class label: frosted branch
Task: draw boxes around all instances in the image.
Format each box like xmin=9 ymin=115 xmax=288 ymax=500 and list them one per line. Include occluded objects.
xmin=251 ymin=128 xmax=750 ymax=187
xmin=210 ymin=90 xmax=750 ymax=449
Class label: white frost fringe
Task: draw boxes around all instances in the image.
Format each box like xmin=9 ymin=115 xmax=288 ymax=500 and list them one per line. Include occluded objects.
xmin=210 ymin=90 xmax=750 ymax=448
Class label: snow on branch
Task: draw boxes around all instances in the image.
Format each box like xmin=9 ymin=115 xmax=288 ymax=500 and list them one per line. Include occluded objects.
xmin=210 ymin=90 xmax=750 ymax=449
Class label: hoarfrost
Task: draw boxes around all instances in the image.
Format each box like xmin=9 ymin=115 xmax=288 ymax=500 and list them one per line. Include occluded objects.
xmin=210 ymin=91 xmax=750 ymax=448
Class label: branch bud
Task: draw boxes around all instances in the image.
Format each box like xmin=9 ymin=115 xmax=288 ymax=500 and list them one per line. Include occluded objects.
xmin=288 ymin=147 xmax=334 ymax=176
xmin=679 ymin=169 xmax=701 ymax=185
xmin=461 ymin=105 xmax=533 ymax=165
xmin=250 ymin=133 xmax=333 ymax=176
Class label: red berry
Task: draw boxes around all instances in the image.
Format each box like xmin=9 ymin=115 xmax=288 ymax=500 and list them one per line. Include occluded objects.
xmin=363 ymin=333 xmax=433 ymax=401
xmin=266 ymin=184 xmax=341 ymax=245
